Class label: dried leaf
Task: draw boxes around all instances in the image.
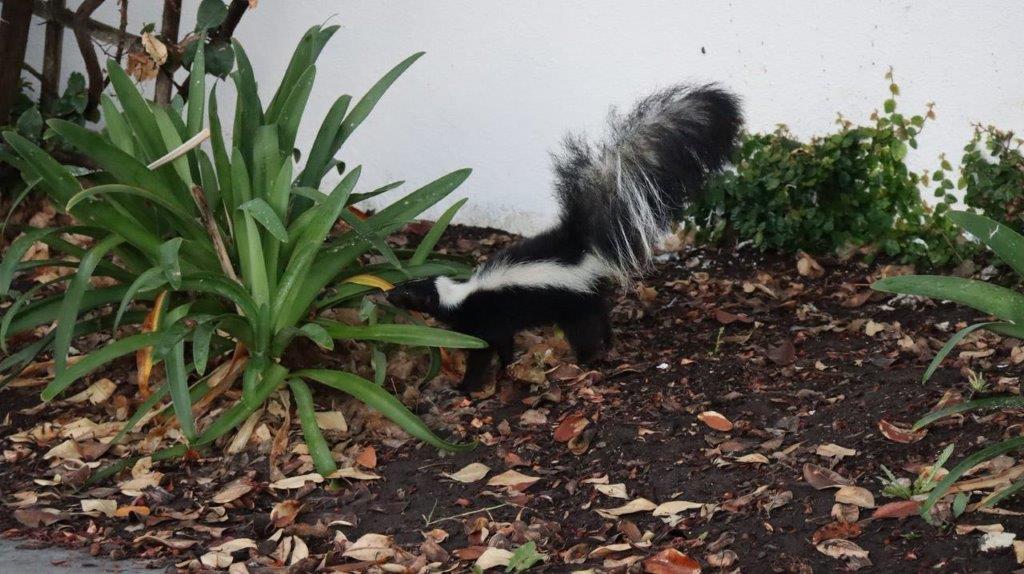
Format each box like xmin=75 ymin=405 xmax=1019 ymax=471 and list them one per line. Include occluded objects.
xmin=643 ymin=548 xmax=702 ymax=574
xmin=327 ymin=467 xmax=381 ymax=481
xmin=443 ymin=462 xmax=490 ymax=483
xmin=554 ymin=413 xmax=589 ymax=442
xmin=474 ymin=547 xmax=514 ymax=571
xmin=872 ymin=500 xmax=921 ymax=519
xmin=878 ymin=419 xmax=927 ymax=444
xmin=355 ymin=446 xmax=377 ymax=469
xmin=212 ymin=478 xmax=254 ymax=503
xmin=343 ymin=533 xmax=394 ymax=562
xmin=835 ymin=486 xmax=875 ymax=508
xmin=596 ymin=498 xmax=657 ymax=519
xmin=487 ymin=470 xmax=540 ymax=490
xmin=271 ymin=499 xmax=302 ymax=528
xmin=80 ymin=499 xmax=117 ymax=518
xmin=697 ymin=411 xmax=733 ymax=432
xmin=816 ymin=539 xmax=872 ymax=570
xmin=797 ymin=251 xmax=825 ymax=278
xmin=803 ymin=463 xmax=854 ymax=489
xmin=315 ymin=411 xmax=348 ymax=432
xmin=594 ymin=483 xmax=629 ymax=499
xmin=269 ymin=473 xmax=324 ymax=490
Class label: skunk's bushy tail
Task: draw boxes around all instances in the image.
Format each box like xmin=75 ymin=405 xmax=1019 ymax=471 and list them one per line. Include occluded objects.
xmin=553 ymin=84 xmax=742 ymax=277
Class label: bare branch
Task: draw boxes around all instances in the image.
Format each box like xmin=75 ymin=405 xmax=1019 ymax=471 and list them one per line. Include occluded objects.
xmin=72 ymin=0 xmax=106 ymax=117
xmin=154 ymin=0 xmax=181 ymax=105
xmin=30 ymin=0 xmax=140 ymax=49
xmin=41 ymin=0 xmax=66 ymax=113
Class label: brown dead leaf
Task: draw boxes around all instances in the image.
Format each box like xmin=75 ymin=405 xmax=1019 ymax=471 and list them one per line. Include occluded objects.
xmin=816 ymin=539 xmax=872 ymax=570
xmin=271 ymin=499 xmax=303 ymax=528
xmin=803 ymin=463 xmax=854 ymax=490
xmin=343 ymin=533 xmax=394 ymax=562
xmin=697 ymin=411 xmax=733 ymax=432
xmin=767 ymin=338 xmax=796 ymax=365
xmin=797 ymin=251 xmax=825 ymax=278
xmin=356 ymin=446 xmax=377 ymax=469
xmin=643 ymin=548 xmax=701 ymax=574
xmin=872 ymin=499 xmax=921 ymax=519
xmin=212 ymin=477 xmax=255 ymax=504
xmin=14 ymin=508 xmax=65 ymax=527
xmin=596 ymin=498 xmax=657 ymax=519
xmin=812 ymin=521 xmax=863 ymax=545
xmin=554 ymin=413 xmax=589 ymax=442
xmin=443 ymin=463 xmax=490 ymax=483
xmin=835 ymin=486 xmax=875 ymax=508
xmin=878 ymin=419 xmax=927 ymax=444
xmin=487 ymin=470 xmax=541 ymax=490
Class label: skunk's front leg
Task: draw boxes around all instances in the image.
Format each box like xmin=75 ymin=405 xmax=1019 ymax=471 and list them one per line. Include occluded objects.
xmin=561 ymin=306 xmax=612 ymax=363
xmin=460 ymin=332 xmax=514 ymax=392
xmin=461 ymin=348 xmax=495 ymax=392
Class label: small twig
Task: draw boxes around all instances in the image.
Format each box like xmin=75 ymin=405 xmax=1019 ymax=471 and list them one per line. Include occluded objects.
xmin=147 ymin=127 xmax=210 ymax=170
xmin=154 ymin=0 xmax=182 ymax=105
xmin=422 ymin=503 xmax=510 ymax=527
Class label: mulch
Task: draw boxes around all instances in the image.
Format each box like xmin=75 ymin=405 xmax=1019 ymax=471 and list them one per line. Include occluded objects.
xmin=3 ymin=223 xmax=1024 ymax=573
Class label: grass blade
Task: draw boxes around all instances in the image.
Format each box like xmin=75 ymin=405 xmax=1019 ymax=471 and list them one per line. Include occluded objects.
xmin=238 ymin=198 xmax=289 ymax=243
xmin=921 ymin=322 xmax=999 ymax=383
xmin=914 ymin=395 xmax=1024 ymax=431
xmin=950 ymin=210 xmax=1024 ymax=278
xmin=165 ymin=339 xmax=197 ymax=440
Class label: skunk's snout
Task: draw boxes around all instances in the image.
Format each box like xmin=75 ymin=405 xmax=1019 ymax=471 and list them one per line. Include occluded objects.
xmin=386 ymin=279 xmax=440 ymax=314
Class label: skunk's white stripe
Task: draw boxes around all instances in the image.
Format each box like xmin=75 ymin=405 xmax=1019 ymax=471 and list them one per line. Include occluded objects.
xmin=435 ymin=253 xmax=612 ymax=309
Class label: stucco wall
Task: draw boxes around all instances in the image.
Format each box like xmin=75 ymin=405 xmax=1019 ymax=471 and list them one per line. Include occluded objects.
xmin=25 ymin=1 xmax=1024 ymax=234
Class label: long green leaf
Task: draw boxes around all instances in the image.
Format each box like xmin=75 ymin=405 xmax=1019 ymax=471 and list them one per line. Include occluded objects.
xmin=922 ymin=438 xmax=1024 ymax=520
xmin=914 ymin=395 xmax=1024 ymax=431
xmin=273 ymin=167 xmax=360 ymax=330
xmin=297 ymin=94 xmax=351 ymax=188
xmin=950 ymin=210 xmax=1024 ymax=278
xmin=100 ymin=94 xmax=134 ymax=155
xmin=238 ymin=198 xmax=289 ymax=243
xmin=264 ymin=26 xmax=317 ymax=123
xmin=3 ymin=130 xmax=81 ymax=206
xmin=368 ymin=169 xmax=472 ymax=232
xmin=317 ymin=320 xmax=486 ymax=348
xmin=336 ymin=52 xmax=424 ymax=153
xmin=113 ymin=267 xmax=166 ymax=330
xmin=165 ymin=339 xmax=197 ymax=440
xmin=288 ymin=379 xmax=338 ymax=476
xmin=53 ymin=235 xmax=124 ymax=374
xmin=295 ymin=369 xmax=474 ymax=452
xmin=410 ymin=198 xmax=467 ymax=265
xmin=872 ymin=275 xmax=1024 ymax=325
xmin=42 ymin=329 xmax=186 ymax=401
xmin=66 ymin=184 xmax=197 ymax=226
xmin=276 ymin=65 xmax=316 ymax=156
xmin=921 ymin=322 xmax=999 ymax=383
xmin=186 ymin=39 xmax=206 ymax=137
xmin=106 ymin=60 xmax=166 ymax=162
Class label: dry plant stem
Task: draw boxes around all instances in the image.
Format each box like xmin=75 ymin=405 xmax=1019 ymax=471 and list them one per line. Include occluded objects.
xmin=188 ymin=343 xmax=248 ymax=419
xmin=189 ymin=182 xmax=240 ymax=286
xmin=30 ymin=0 xmax=140 ymax=48
xmin=72 ymin=0 xmax=106 ymax=116
xmin=0 ymin=0 xmax=33 ymax=121
xmin=41 ymin=0 xmax=66 ymax=112
xmin=154 ymin=0 xmax=181 ymax=105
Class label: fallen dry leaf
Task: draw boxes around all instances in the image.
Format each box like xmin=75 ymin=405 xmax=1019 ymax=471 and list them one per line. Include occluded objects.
xmin=269 ymin=473 xmax=324 ymax=490
xmin=554 ymin=413 xmax=590 ymax=442
xmin=797 ymin=251 xmax=825 ymax=278
xmin=816 ymin=539 xmax=872 ymax=570
xmin=596 ymin=498 xmax=657 ymax=519
xmin=594 ymin=483 xmax=629 ymax=499
xmin=835 ymin=486 xmax=875 ymax=508
xmin=803 ymin=463 xmax=854 ymax=489
xmin=443 ymin=463 xmax=490 ymax=483
xmin=315 ymin=411 xmax=348 ymax=432
xmin=474 ymin=547 xmax=514 ymax=571
xmin=643 ymin=547 xmax=701 ymax=574
xmin=327 ymin=467 xmax=381 ymax=481
xmin=872 ymin=500 xmax=921 ymax=519
xmin=486 ymin=469 xmax=540 ymax=489
xmin=212 ymin=478 xmax=254 ymax=504
xmin=343 ymin=533 xmax=394 ymax=562
xmin=878 ymin=419 xmax=927 ymax=444
xmin=697 ymin=411 xmax=733 ymax=432
xmin=270 ymin=499 xmax=302 ymax=528
xmin=812 ymin=521 xmax=863 ymax=545
xmin=355 ymin=446 xmax=377 ymax=469
xmin=815 ymin=443 xmax=858 ymax=459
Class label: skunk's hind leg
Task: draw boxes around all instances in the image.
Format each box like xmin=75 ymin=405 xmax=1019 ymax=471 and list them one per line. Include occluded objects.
xmin=560 ymin=304 xmax=612 ymax=364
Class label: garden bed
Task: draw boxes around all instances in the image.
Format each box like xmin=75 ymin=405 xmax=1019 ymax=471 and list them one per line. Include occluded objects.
xmin=3 ymin=224 xmax=1024 ymax=573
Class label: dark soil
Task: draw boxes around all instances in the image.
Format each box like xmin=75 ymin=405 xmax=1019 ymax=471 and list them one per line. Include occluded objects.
xmin=3 ymin=224 xmax=1024 ymax=573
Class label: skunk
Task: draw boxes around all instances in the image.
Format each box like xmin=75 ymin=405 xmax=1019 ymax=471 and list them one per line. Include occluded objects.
xmin=388 ymin=84 xmax=742 ymax=390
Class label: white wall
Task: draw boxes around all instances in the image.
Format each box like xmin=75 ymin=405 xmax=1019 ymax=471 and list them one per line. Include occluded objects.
xmin=25 ymin=1 xmax=1024 ymax=234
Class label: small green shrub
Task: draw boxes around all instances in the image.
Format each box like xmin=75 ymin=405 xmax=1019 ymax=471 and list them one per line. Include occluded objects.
xmin=690 ymin=72 xmax=968 ymax=268
xmin=933 ymin=126 xmax=1024 ymax=234
xmin=0 ymin=26 xmax=483 ymax=481
xmin=872 ymin=211 xmax=1024 ymax=520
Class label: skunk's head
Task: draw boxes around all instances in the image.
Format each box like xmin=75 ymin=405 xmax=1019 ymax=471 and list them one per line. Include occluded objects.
xmin=387 ymin=278 xmax=443 ymax=316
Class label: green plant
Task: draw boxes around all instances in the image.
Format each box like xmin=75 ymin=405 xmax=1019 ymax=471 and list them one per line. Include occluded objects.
xmin=879 ymin=443 xmax=954 ymax=500
xmin=690 ymin=71 xmax=969 ymax=268
xmin=0 ymin=25 xmax=484 ymax=481
xmin=872 ymin=210 xmax=1024 ymax=519
xmin=933 ymin=126 xmax=1024 ymax=235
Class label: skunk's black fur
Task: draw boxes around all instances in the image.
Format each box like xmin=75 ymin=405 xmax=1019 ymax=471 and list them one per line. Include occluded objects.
xmin=388 ymin=84 xmax=742 ymax=390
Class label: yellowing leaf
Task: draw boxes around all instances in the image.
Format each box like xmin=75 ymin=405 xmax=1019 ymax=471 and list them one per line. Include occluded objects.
xmin=595 ymin=497 xmax=657 ymax=519
xmin=344 ymin=274 xmax=394 ymax=292
xmin=443 ymin=462 xmax=490 ymax=483
xmin=136 ymin=290 xmax=167 ymax=398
